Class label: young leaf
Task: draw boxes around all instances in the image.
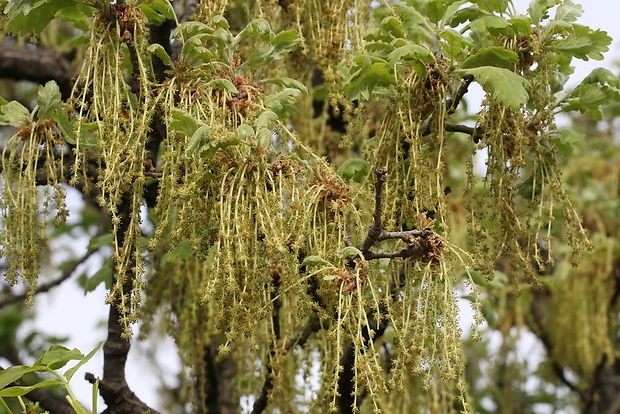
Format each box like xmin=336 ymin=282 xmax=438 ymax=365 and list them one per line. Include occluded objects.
xmin=147 ymin=43 xmax=172 ymax=66
xmin=337 ymin=246 xmax=364 ymax=260
xmin=301 ymin=256 xmax=334 ymax=268
xmin=338 ymin=158 xmax=370 ymax=183
xmin=551 ymin=24 xmax=611 ymax=61
xmin=4 ymin=0 xmax=79 ymax=35
xmin=64 ymin=341 xmax=104 ymax=382
xmin=460 ymin=46 xmax=519 ymax=70
xmin=52 ymin=106 xmax=77 ymax=144
xmin=460 ymin=66 xmax=529 ymax=109
xmin=79 ymin=258 xmax=113 ymax=293
xmin=554 ymin=128 xmax=583 ymax=156
xmin=0 ymin=98 xmax=30 ymax=127
xmin=34 ymin=345 xmax=84 ymax=370
xmin=236 ymin=123 xmax=255 ymax=140
xmin=206 ymin=79 xmax=239 ymax=94
xmin=255 ymin=110 xmax=279 ymax=130
xmin=263 ymin=77 xmax=308 ymax=94
xmin=170 ymin=108 xmax=200 ymax=137
xmin=185 ymin=125 xmax=211 ymax=158
xmin=344 ymin=59 xmax=396 ymax=101
xmin=37 ymin=81 xmax=61 ymax=119
xmin=0 ymin=366 xmax=30 ymax=389
xmin=528 ymin=0 xmax=559 ymax=25
xmin=0 ymin=380 xmax=64 ymax=397
xmin=161 ymin=240 xmax=195 ymax=266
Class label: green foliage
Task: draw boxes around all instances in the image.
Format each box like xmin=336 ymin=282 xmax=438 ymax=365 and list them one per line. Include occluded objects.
xmin=3 ymin=0 xmax=80 ymax=35
xmin=0 ymin=343 xmax=102 ymax=413
xmin=1 ymin=1 xmax=620 ymax=413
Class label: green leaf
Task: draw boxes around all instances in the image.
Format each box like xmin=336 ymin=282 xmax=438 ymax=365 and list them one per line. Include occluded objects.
xmin=561 ymin=83 xmax=618 ymax=120
xmin=206 ymin=79 xmax=239 ymax=94
xmin=235 ymin=18 xmax=272 ymax=42
xmin=76 ymin=121 xmax=100 ymax=147
xmin=425 ymin=0 xmax=447 ymax=24
xmin=185 ymin=125 xmax=211 ymax=158
xmin=34 ymin=345 xmax=84 ymax=370
xmin=582 ymin=68 xmax=620 ymax=88
xmin=55 ymin=3 xmax=92 ymax=31
xmin=37 ymin=81 xmax=61 ymax=119
xmin=161 ymin=239 xmax=195 ymax=266
xmin=460 ymin=46 xmax=519 ymax=70
xmin=52 ymin=106 xmax=77 ymax=144
xmin=344 ymin=58 xmax=396 ymax=101
xmin=263 ymin=88 xmax=302 ymax=111
xmin=387 ymin=44 xmax=434 ymax=66
xmin=380 ymin=16 xmax=404 ymax=39
xmin=88 ymin=234 xmax=113 ymax=251
xmin=470 ymin=15 xmax=512 ymax=35
xmin=5 ymin=0 xmax=79 ymax=35
xmin=336 ymin=246 xmax=364 ymax=260
xmin=147 ymin=43 xmax=172 ymax=66
xmin=472 ymin=0 xmax=510 ymax=13
xmin=301 ymin=255 xmax=334 ymax=268
xmin=236 ymin=123 xmax=255 ymax=140
xmin=255 ymin=110 xmax=279 ymax=130
xmin=170 ymin=108 xmax=200 ymax=137
xmin=79 ymin=258 xmax=113 ymax=293
xmin=554 ymin=0 xmax=582 ymax=23
xmin=0 ymin=380 xmax=64 ymax=397
xmin=263 ymin=77 xmax=308 ymax=94
xmin=551 ymin=24 xmax=611 ymax=61
xmin=338 ymin=158 xmax=369 ymax=183
xmin=0 ymin=98 xmax=29 ymax=127
xmin=528 ymin=0 xmax=559 ymax=25
xmin=138 ymin=0 xmax=174 ymax=25
xmin=554 ymin=128 xmax=582 ymax=156
xmin=64 ymin=341 xmax=103 ymax=382
xmin=439 ymin=28 xmax=473 ymax=59
xmin=460 ymin=66 xmax=529 ymax=109
xmin=173 ymin=21 xmax=212 ymax=40
xmin=271 ymin=29 xmax=300 ymax=49
xmin=0 ymin=365 xmax=30 ymax=389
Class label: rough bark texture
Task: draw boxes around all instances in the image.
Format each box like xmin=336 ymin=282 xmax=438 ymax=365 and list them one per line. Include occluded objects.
xmin=0 ymin=43 xmax=74 ymax=98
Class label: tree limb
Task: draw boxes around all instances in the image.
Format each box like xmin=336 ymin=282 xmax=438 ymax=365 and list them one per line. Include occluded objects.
xmin=0 ymin=43 xmax=74 ymax=98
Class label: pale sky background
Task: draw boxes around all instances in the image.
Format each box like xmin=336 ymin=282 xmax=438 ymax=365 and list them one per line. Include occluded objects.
xmin=13 ymin=1 xmax=620 ymax=412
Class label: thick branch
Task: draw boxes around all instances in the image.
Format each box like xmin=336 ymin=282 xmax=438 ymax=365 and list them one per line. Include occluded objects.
xmin=252 ymin=272 xmax=282 ymax=414
xmin=0 ymin=43 xmax=73 ymax=98
xmin=86 ymin=197 xmax=159 ymax=414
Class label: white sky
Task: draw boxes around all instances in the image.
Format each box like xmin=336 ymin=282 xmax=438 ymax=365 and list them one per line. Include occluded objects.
xmin=13 ymin=1 xmax=620 ymax=412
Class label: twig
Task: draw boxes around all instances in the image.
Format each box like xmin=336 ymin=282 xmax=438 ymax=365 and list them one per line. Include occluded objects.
xmin=355 ymin=169 xmax=444 ymax=263
xmin=446 ymin=74 xmax=474 ymax=115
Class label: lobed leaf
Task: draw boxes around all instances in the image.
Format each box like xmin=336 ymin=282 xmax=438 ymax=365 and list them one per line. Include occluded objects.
xmin=460 ymin=46 xmax=519 ymax=70
xmin=460 ymin=66 xmax=529 ymax=109
xmin=37 ymin=81 xmax=61 ymax=119
xmin=0 ymin=97 xmax=30 ymax=127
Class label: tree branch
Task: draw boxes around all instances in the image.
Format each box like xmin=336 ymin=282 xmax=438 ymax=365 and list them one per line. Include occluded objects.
xmin=0 ymin=43 xmax=74 ymax=98
xmin=252 ymin=270 xmax=282 ymax=414
xmin=356 ymin=168 xmax=444 ymax=263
